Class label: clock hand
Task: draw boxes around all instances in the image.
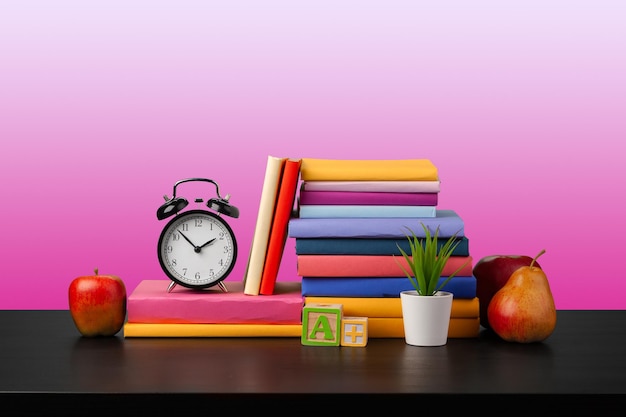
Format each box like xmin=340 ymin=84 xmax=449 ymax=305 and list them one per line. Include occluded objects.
xmin=199 ymin=238 xmax=216 ymax=249
xmin=177 ymin=230 xmax=199 ymax=250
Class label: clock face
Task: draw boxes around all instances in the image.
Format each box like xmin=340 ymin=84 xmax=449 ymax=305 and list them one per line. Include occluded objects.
xmin=157 ymin=210 xmax=237 ymax=289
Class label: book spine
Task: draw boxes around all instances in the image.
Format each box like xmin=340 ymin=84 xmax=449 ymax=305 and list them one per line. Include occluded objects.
xmin=301 ymin=276 xmax=477 ymax=299
xmin=127 ymin=281 xmax=304 ymax=324
xmin=124 ymin=323 xmax=303 ymax=338
xmin=298 ymin=190 xmax=439 ymax=206
xmin=302 ymin=181 xmax=441 ymax=193
xmin=296 ymin=255 xmax=473 ymax=277
xmin=287 ymin=210 xmax=465 ymax=238
xmin=367 ymin=317 xmax=480 ymax=338
xmin=123 ymin=319 xmax=479 ymax=338
xmin=298 ymin=205 xmax=437 ymax=218
xmin=243 ymin=156 xmax=287 ymax=295
xmin=304 ymin=296 xmax=479 ymax=318
xmin=259 ymin=159 xmax=302 ymax=295
xmin=300 ymin=158 xmax=439 ymax=181
xmin=294 ymin=237 xmax=470 ymax=256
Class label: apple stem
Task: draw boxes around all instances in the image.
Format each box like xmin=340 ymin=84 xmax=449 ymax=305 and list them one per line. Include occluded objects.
xmin=531 ymin=249 xmax=546 ymax=268
xmin=94 ymin=268 xmax=98 ymax=275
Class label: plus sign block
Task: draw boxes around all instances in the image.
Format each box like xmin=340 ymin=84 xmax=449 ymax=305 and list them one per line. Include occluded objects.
xmin=341 ymin=317 xmax=368 ymax=347
xmin=301 ymin=303 xmax=343 ymax=346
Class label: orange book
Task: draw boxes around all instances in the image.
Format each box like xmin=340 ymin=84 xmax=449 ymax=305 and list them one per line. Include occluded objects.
xmin=367 ymin=317 xmax=480 ymax=338
xmin=124 ymin=322 xmax=302 ymax=338
xmin=259 ymin=158 xmax=302 ymax=295
xmin=304 ymin=296 xmax=479 ymax=319
xmin=124 ymin=318 xmax=479 ymax=338
xmin=300 ymin=158 xmax=438 ymax=181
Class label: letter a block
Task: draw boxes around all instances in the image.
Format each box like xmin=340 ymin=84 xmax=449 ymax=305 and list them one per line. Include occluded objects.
xmin=301 ymin=303 xmax=343 ymax=346
xmin=341 ymin=316 xmax=368 ymax=347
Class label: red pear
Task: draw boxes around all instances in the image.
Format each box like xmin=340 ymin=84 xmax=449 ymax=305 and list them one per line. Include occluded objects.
xmin=487 ymin=250 xmax=556 ymax=343
xmin=473 ymin=254 xmax=540 ymax=329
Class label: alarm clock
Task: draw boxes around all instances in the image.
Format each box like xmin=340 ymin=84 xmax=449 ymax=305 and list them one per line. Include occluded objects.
xmin=156 ymin=178 xmax=239 ymax=293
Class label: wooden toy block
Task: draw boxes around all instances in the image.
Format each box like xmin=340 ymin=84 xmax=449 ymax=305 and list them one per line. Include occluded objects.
xmin=341 ymin=316 xmax=368 ymax=347
xmin=301 ymin=303 xmax=343 ymax=346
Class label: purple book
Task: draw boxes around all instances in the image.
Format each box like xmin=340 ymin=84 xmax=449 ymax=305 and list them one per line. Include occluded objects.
xmin=298 ymin=190 xmax=438 ymax=206
xmin=288 ymin=209 xmax=465 ymax=238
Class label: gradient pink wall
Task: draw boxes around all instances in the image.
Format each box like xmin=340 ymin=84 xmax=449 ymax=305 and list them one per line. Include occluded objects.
xmin=1 ymin=1 xmax=624 ymax=310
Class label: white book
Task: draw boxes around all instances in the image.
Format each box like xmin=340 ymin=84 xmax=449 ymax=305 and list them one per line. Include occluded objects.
xmin=243 ymin=155 xmax=287 ymax=295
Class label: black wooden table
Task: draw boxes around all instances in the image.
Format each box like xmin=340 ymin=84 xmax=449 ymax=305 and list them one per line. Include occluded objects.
xmin=1 ymin=310 xmax=625 ymax=415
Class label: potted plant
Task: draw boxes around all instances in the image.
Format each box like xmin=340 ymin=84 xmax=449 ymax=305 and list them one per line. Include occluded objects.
xmin=396 ymin=223 xmax=470 ymax=346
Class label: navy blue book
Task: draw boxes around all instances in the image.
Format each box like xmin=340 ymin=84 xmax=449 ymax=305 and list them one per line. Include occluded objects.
xmin=295 ymin=237 xmax=469 ymax=256
xmin=301 ymin=276 xmax=476 ymax=299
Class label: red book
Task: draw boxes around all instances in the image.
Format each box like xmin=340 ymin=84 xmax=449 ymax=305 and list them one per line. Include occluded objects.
xmin=296 ymin=254 xmax=473 ymax=277
xmin=259 ymin=158 xmax=302 ymax=295
xmin=243 ymin=156 xmax=287 ymax=295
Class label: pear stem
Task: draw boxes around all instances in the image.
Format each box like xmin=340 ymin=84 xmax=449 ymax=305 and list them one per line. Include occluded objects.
xmin=94 ymin=268 xmax=99 ymax=275
xmin=530 ymin=249 xmax=546 ymax=268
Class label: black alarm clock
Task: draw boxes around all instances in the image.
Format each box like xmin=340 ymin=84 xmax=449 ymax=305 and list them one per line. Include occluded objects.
xmin=156 ymin=178 xmax=239 ymax=293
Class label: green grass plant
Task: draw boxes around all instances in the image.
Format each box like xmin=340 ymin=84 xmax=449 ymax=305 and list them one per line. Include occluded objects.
xmin=396 ymin=223 xmax=470 ymax=296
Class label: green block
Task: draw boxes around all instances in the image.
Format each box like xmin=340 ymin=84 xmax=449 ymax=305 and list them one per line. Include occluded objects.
xmin=301 ymin=303 xmax=343 ymax=346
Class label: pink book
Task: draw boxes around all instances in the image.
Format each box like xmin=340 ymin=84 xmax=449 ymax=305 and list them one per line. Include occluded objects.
xmin=298 ymin=189 xmax=438 ymax=206
xmin=127 ymin=280 xmax=303 ymax=324
xmin=296 ymin=255 xmax=473 ymax=277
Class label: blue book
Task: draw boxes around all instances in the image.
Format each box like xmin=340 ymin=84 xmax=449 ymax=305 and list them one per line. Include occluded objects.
xmin=301 ymin=276 xmax=477 ymax=299
xmin=294 ymin=237 xmax=470 ymax=256
xmin=288 ymin=209 xmax=465 ymax=238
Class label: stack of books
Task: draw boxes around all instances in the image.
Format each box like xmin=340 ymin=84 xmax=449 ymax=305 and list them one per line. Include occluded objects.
xmin=124 ymin=154 xmax=306 ymax=338
xmin=243 ymin=156 xmax=302 ymax=296
xmin=123 ymin=280 xmax=304 ymax=337
xmin=288 ymin=158 xmax=480 ymax=338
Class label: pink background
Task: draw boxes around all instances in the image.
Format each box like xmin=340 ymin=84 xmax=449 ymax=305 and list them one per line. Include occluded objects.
xmin=1 ymin=1 xmax=624 ymax=310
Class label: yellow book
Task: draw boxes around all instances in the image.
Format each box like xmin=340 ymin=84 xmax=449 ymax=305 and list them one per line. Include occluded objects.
xmin=300 ymin=158 xmax=439 ymax=181
xmin=304 ymin=296 xmax=479 ymax=319
xmin=124 ymin=322 xmax=302 ymax=338
xmin=124 ymin=318 xmax=479 ymax=339
xmin=368 ymin=317 xmax=480 ymax=339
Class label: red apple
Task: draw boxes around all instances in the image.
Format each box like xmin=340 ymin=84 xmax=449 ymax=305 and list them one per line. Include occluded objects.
xmin=487 ymin=249 xmax=556 ymax=343
xmin=69 ymin=268 xmax=127 ymax=337
xmin=473 ymin=254 xmax=540 ymax=329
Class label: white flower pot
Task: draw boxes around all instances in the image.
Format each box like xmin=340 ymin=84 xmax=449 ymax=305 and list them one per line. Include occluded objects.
xmin=400 ymin=290 xmax=453 ymax=346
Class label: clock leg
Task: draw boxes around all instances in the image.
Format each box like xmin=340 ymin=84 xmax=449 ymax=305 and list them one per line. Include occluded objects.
xmin=218 ymin=281 xmax=228 ymax=293
xmin=167 ymin=281 xmax=177 ymax=293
